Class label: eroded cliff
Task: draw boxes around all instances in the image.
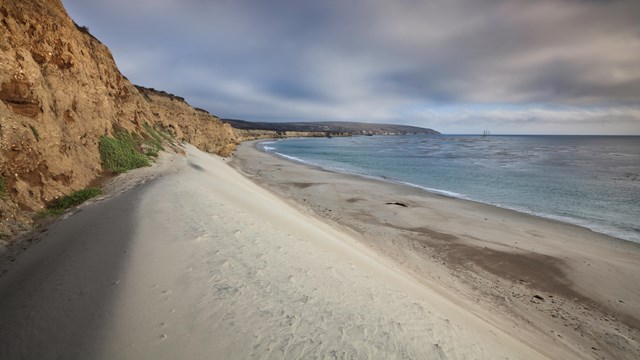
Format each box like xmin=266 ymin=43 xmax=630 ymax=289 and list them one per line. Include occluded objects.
xmin=0 ymin=0 xmax=237 ymax=239
xmin=135 ymin=86 xmax=237 ymax=157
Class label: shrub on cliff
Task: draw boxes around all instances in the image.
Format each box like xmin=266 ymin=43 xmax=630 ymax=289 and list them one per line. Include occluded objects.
xmin=99 ymin=131 xmax=150 ymax=173
xmin=142 ymin=123 xmax=166 ymax=152
xmin=50 ymin=188 xmax=102 ymax=211
xmin=38 ymin=187 xmax=103 ymax=218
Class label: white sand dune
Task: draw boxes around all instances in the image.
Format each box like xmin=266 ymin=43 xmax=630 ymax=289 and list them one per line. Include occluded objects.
xmin=0 ymin=145 xmax=544 ymax=359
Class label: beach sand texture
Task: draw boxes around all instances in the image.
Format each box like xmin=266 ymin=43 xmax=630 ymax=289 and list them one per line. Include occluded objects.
xmin=0 ymin=145 xmax=546 ymax=359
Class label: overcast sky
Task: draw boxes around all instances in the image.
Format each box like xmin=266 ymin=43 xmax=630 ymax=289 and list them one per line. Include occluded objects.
xmin=62 ymin=0 xmax=640 ymax=134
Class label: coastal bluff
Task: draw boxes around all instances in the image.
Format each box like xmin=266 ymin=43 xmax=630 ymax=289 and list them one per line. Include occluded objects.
xmin=0 ymin=0 xmax=237 ymax=238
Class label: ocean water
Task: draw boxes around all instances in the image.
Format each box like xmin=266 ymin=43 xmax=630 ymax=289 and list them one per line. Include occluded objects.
xmin=260 ymin=135 xmax=640 ymax=243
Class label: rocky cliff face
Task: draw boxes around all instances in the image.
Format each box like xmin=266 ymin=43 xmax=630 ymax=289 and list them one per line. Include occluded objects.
xmin=0 ymin=0 xmax=237 ymax=238
xmin=135 ymin=86 xmax=237 ymax=157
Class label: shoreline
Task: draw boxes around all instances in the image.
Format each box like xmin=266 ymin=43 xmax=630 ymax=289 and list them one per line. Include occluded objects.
xmin=260 ymin=138 xmax=638 ymax=244
xmin=231 ymin=140 xmax=640 ymax=359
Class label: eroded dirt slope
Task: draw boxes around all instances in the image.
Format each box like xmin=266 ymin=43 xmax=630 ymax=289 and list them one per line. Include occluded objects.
xmin=0 ymin=0 xmax=237 ymax=239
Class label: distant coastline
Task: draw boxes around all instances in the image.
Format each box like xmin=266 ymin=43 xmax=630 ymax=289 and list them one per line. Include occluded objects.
xmin=222 ymin=118 xmax=440 ymax=136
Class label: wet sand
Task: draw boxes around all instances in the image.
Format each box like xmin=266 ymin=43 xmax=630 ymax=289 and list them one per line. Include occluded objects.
xmin=231 ymin=140 xmax=640 ymax=359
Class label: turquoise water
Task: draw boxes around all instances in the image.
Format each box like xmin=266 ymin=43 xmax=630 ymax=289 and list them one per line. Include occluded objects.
xmin=261 ymin=135 xmax=640 ymax=243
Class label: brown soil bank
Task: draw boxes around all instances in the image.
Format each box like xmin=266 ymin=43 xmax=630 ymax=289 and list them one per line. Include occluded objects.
xmin=0 ymin=0 xmax=237 ymax=239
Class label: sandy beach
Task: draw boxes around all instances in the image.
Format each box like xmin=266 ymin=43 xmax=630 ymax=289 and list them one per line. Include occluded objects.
xmin=0 ymin=142 xmax=638 ymax=359
xmin=230 ymin=140 xmax=640 ymax=359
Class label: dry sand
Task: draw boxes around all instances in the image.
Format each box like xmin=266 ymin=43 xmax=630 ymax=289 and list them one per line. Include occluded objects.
xmin=0 ymin=144 xmax=551 ymax=359
xmin=230 ymin=140 xmax=640 ymax=360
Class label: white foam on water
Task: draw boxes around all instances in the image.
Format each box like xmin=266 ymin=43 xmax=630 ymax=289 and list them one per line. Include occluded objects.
xmin=275 ymin=152 xmax=314 ymax=165
xmin=257 ymin=140 xmax=279 ymax=152
xmin=396 ymin=181 xmax=467 ymax=199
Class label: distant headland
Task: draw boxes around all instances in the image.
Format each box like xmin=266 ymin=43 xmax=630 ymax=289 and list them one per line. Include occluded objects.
xmin=222 ymin=119 xmax=440 ymax=136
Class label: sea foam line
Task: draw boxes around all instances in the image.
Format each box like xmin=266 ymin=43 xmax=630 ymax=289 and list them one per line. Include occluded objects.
xmin=265 ymin=149 xmax=639 ymax=243
xmin=394 ymin=181 xmax=638 ymax=243
xmin=494 ymin=205 xmax=640 ymax=243
xmin=396 ymin=181 xmax=466 ymax=199
xmin=275 ymin=153 xmax=314 ymax=165
xmin=274 ymin=152 xmax=467 ymax=200
xmin=258 ymin=140 xmax=279 ymax=151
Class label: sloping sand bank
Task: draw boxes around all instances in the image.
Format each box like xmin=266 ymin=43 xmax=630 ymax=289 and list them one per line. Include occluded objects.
xmin=231 ymin=141 xmax=640 ymax=360
xmin=0 ymin=145 xmax=545 ymax=359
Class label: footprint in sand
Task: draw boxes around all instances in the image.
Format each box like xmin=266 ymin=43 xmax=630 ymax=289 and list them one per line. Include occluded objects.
xmin=214 ymin=283 xmax=240 ymax=299
xmin=160 ymin=289 xmax=172 ymax=301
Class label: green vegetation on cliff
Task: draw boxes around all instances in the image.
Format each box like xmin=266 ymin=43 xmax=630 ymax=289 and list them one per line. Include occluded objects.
xmin=39 ymin=187 xmax=103 ymax=217
xmin=99 ymin=131 xmax=150 ymax=173
xmin=50 ymin=188 xmax=102 ymax=211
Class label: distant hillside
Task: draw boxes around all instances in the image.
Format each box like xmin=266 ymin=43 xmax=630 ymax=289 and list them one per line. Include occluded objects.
xmin=222 ymin=119 xmax=440 ymax=135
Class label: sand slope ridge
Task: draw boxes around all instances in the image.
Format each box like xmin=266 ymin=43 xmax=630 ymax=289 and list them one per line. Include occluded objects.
xmin=1 ymin=145 xmax=543 ymax=359
xmin=99 ymin=145 xmax=544 ymax=359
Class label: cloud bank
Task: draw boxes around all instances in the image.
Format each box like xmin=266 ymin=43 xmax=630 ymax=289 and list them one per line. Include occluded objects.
xmin=63 ymin=0 xmax=640 ymax=134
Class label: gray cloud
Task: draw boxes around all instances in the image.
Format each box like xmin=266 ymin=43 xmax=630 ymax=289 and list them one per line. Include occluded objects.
xmin=63 ymin=0 xmax=640 ymax=133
